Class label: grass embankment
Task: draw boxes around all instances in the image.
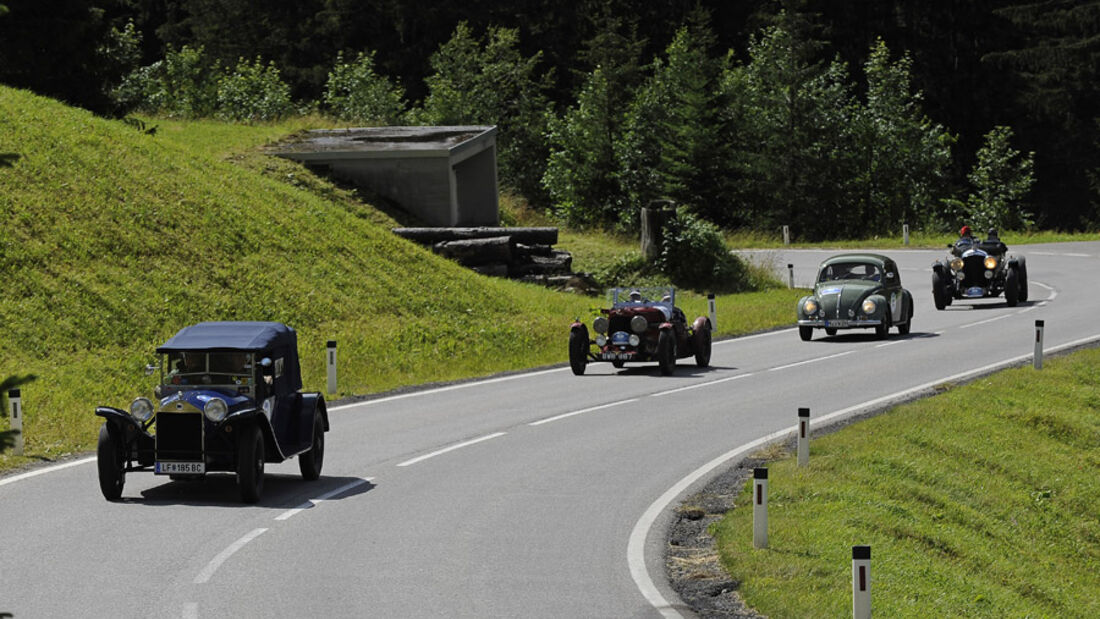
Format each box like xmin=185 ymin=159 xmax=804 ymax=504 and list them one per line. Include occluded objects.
xmin=0 ymin=86 xmax=799 ymax=471
xmin=713 ymin=348 xmax=1100 ymax=617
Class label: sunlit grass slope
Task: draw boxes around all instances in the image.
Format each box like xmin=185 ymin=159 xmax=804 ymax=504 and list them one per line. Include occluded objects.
xmin=713 ymin=348 xmax=1100 ymax=617
xmin=0 ymin=86 xmax=801 ymax=468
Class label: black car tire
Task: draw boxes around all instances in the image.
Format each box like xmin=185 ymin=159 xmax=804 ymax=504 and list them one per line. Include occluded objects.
xmin=932 ymin=270 xmax=947 ymax=311
xmin=897 ymin=304 xmax=912 ymax=335
xmin=799 ymin=325 xmax=813 ymax=341
xmin=569 ymin=326 xmax=588 ymax=376
xmin=875 ymin=312 xmax=891 ymax=340
xmin=693 ymin=326 xmax=712 ymax=367
xmin=657 ymin=329 xmax=676 ymax=376
xmin=237 ymin=423 xmax=265 ymax=503
xmin=97 ymin=424 xmax=124 ymax=501
xmin=825 ymin=327 xmax=838 ymax=336
xmin=298 ymin=413 xmax=325 ymax=481
xmin=1018 ymin=261 xmax=1029 ymax=302
xmin=1005 ymin=267 xmax=1020 ymax=307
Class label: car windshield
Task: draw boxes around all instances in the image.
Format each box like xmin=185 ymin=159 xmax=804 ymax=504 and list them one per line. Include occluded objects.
xmin=163 ymin=351 xmax=254 ymax=389
xmin=819 ymin=262 xmax=882 ymax=282
xmin=608 ymin=286 xmax=675 ymax=309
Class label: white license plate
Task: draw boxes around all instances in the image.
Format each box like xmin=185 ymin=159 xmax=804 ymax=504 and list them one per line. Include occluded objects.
xmin=155 ymin=461 xmax=205 ymax=475
xmin=824 ymin=320 xmax=849 ymax=327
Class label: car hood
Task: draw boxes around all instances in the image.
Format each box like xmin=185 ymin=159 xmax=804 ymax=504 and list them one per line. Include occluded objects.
xmin=157 ymin=389 xmax=254 ymax=414
xmin=813 ymin=281 xmax=882 ymax=317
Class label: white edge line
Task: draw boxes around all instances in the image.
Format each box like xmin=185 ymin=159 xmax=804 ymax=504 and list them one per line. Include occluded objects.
xmin=529 ymin=399 xmax=638 ymax=426
xmin=958 ymin=314 xmax=1013 ymax=330
xmin=649 ymin=373 xmax=754 ymax=397
xmin=194 ymin=528 xmax=268 ymax=584
xmin=275 ymin=477 xmax=373 ymax=521
xmin=628 ymin=331 xmax=1100 ymax=618
xmin=768 ymin=349 xmax=854 ymax=372
xmin=328 ymin=367 xmax=569 ymax=412
xmin=396 ymin=432 xmax=506 ymax=467
xmin=0 ymin=456 xmax=94 ymax=488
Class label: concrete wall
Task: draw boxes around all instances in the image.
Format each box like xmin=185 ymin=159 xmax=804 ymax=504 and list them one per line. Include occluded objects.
xmin=329 ymin=158 xmax=454 ymax=226
xmin=453 ymin=145 xmax=498 ymax=226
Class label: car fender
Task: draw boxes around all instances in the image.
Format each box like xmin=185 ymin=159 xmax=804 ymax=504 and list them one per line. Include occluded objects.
xmin=659 ymin=322 xmax=673 ymax=331
xmin=300 ymin=392 xmax=328 ymax=431
xmin=903 ymin=288 xmax=914 ymax=318
xmin=1008 ymin=255 xmax=1025 ymax=269
xmin=865 ymin=293 xmax=889 ymax=319
xmin=692 ymin=316 xmax=710 ymax=333
xmin=796 ymin=294 xmax=815 ymax=318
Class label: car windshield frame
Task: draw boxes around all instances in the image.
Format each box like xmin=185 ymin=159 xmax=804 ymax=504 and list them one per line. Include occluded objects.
xmin=160 ymin=351 xmax=257 ymax=392
xmin=818 ymin=262 xmax=883 ymax=283
xmin=608 ymin=286 xmax=675 ymax=310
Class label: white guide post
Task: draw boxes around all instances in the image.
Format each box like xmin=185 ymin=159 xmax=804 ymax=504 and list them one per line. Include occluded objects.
xmin=782 ymin=225 xmax=790 ymax=246
xmin=1034 ymin=320 xmax=1044 ymax=370
xmin=852 ymin=545 xmax=871 ymax=619
xmin=788 ymin=264 xmax=795 ymax=289
xmin=797 ymin=407 xmax=810 ymax=467
xmin=707 ymin=293 xmax=717 ymax=332
xmin=8 ymin=388 xmax=23 ymax=456
xmin=326 ymin=340 xmax=338 ymax=394
xmin=753 ymin=467 xmax=768 ymax=549
xmin=903 ymin=223 xmax=910 ymax=246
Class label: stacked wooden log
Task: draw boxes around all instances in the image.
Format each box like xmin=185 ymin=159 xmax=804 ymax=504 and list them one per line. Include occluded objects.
xmin=392 ymin=227 xmax=584 ymax=287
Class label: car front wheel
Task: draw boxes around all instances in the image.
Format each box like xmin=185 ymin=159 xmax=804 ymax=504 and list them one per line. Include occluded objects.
xmin=1005 ymin=267 xmax=1020 ymax=307
xmin=237 ymin=424 xmax=265 ymax=503
xmin=693 ymin=326 xmax=712 ymax=367
xmin=932 ymin=270 xmax=947 ymax=310
xmin=657 ymin=329 xmax=676 ymax=375
xmin=97 ymin=424 xmax=125 ymax=501
xmin=799 ymin=325 xmax=813 ymax=341
xmin=569 ymin=326 xmax=588 ymax=376
xmin=875 ymin=313 xmax=891 ymax=339
xmin=299 ymin=412 xmax=325 ymax=481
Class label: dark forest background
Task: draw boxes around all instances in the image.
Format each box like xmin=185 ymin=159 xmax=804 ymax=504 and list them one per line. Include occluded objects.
xmin=1 ymin=0 xmax=1097 ymax=236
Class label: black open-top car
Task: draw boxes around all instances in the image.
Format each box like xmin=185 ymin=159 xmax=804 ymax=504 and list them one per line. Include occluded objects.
xmin=95 ymin=321 xmax=328 ymax=503
xmin=931 ymin=232 xmax=1028 ymax=309
xmin=569 ymin=287 xmax=712 ymax=376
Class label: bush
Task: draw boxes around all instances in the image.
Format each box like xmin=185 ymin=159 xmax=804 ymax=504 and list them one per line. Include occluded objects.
xmin=215 ymin=57 xmax=294 ymax=122
xmin=323 ymin=51 xmax=405 ymax=125
xmin=656 ymin=210 xmax=750 ymax=293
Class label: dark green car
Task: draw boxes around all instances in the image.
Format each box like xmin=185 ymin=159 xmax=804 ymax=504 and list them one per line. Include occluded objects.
xmin=796 ymin=253 xmax=914 ymax=341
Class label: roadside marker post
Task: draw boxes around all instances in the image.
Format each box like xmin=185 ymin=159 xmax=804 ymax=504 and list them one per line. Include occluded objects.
xmin=852 ymin=545 xmax=871 ymax=619
xmin=782 ymin=225 xmax=790 ymax=246
xmin=8 ymin=389 xmax=23 ymax=456
xmin=788 ymin=264 xmax=795 ymax=289
xmin=707 ymin=293 xmax=717 ymax=332
xmin=326 ymin=340 xmax=338 ymax=394
xmin=1034 ymin=320 xmax=1044 ymax=370
xmin=797 ymin=407 xmax=810 ymax=467
xmin=903 ymin=224 xmax=910 ymax=246
xmin=753 ymin=467 xmax=768 ymax=549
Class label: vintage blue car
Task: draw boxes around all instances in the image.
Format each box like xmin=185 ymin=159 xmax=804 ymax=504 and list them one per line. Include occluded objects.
xmin=796 ymin=253 xmax=914 ymax=341
xmin=95 ymin=322 xmax=329 ymax=503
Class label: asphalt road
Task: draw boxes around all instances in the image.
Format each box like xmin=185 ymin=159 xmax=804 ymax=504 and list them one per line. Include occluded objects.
xmin=2 ymin=242 xmax=1099 ymax=618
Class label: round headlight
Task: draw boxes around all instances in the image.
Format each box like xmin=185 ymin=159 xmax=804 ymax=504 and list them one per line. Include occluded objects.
xmin=984 ymin=256 xmax=998 ymax=270
xmin=861 ymin=298 xmax=877 ymax=315
xmin=950 ymin=258 xmax=964 ymax=271
xmin=592 ymin=316 xmax=609 ymax=334
xmin=803 ymin=299 xmax=818 ymax=315
xmin=630 ymin=315 xmax=648 ymax=333
xmin=203 ymin=397 xmax=228 ymax=423
xmin=628 ymin=334 xmax=641 ymax=347
xmin=129 ymin=397 xmax=154 ymax=422
xmin=595 ymin=334 xmax=607 ymax=347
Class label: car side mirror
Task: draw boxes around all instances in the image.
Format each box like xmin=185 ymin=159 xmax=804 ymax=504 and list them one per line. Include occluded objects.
xmin=259 ymin=357 xmax=273 ymax=375
xmin=144 ymin=363 xmax=159 ymax=376
xmin=886 ymin=272 xmax=896 ymax=280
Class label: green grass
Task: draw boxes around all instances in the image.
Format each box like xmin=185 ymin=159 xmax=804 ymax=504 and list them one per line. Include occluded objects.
xmin=712 ymin=348 xmax=1100 ymax=618
xmin=0 ymin=86 xmax=799 ymax=471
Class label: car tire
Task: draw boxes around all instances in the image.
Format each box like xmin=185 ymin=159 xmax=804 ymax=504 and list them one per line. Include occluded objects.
xmin=569 ymin=326 xmax=588 ymax=376
xmin=875 ymin=312 xmax=891 ymax=340
xmin=657 ymin=329 xmax=676 ymax=376
xmin=237 ymin=424 xmax=265 ymax=504
xmin=932 ymin=270 xmax=947 ymax=311
xmin=693 ymin=325 xmax=712 ymax=367
xmin=824 ymin=328 xmax=838 ymax=336
xmin=97 ymin=424 xmax=125 ymax=501
xmin=798 ymin=325 xmax=813 ymax=341
xmin=897 ymin=304 xmax=912 ymax=335
xmin=298 ymin=412 xmax=325 ymax=481
xmin=1005 ymin=267 xmax=1020 ymax=307
xmin=1018 ymin=260 xmax=1029 ymax=302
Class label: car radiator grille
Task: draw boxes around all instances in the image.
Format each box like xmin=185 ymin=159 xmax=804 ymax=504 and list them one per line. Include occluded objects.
xmin=962 ymin=258 xmax=987 ymax=285
xmin=156 ymin=412 xmax=203 ymax=461
xmin=609 ymin=316 xmax=632 ymax=333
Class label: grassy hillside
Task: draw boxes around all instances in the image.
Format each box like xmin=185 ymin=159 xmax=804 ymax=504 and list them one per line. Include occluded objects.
xmin=0 ymin=86 xmax=800 ymax=468
xmin=713 ymin=347 xmax=1100 ymax=617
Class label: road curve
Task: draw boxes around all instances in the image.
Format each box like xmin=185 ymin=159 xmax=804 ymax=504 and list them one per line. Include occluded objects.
xmin=2 ymin=242 xmax=1098 ymax=618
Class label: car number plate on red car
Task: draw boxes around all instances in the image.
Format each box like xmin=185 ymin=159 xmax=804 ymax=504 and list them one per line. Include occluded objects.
xmin=155 ymin=461 xmax=205 ymax=475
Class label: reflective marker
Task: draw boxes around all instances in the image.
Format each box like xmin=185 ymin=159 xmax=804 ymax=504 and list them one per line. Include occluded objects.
xmin=8 ymin=389 xmax=22 ymax=456
xmin=1034 ymin=320 xmax=1044 ymax=370
xmin=753 ymin=467 xmax=768 ymax=549
xmin=326 ymin=340 xmax=337 ymax=394
xmin=707 ymin=293 xmax=717 ymax=331
xmin=797 ymin=407 xmax=810 ymax=467
xmin=852 ymin=545 xmax=871 ymax=619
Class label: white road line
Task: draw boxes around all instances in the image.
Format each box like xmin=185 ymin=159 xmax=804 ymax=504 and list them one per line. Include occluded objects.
xmin=958 ymin=314 xmax=1013 ymax=329
xmin=275 ymin=478 xmax=373 ymax=521
xmin=629 ymin=331 xmax=1100 ymax=618
xmin=649 ymin=373 xmax=754 ymax=397
xmin=328 ymin=368 xmax=569 ymax=412
xmin=714 ymin=327 xmax=794 ymax=346
xmin=396 ymin=432 xmax=507 ymax=467
xmin=874 ymin=340 xmax=905 ymax=348
xmin=194 ymin=528 xmax=268 ymax=584
xmin=1064 ymin=253 xmax=1092 ymax=257
xmin=528 ymin=400 xmax=638 ymax=427
xmin=768 ymin=350 xmax=854 ymax=371
xmin=0 ymin=457 xmax=93 ymax=488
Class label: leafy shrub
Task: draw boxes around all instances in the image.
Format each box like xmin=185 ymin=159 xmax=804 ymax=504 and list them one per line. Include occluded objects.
xmin=215 ymin=57 xmax=294 ymax=122
xmin=323 ymin=51 xmax=405 ymax=125
xmin=115 ymin=45 xmax=221 ymax=117
xmin=656 ymin=210 xmax=750 ymax=293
